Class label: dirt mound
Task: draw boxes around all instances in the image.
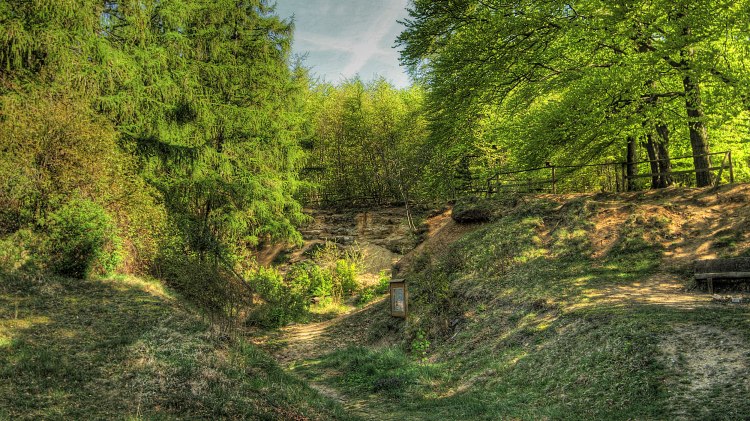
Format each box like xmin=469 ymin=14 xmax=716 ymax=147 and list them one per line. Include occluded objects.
xmin=394 ymin=208 xmax=482 ymax=276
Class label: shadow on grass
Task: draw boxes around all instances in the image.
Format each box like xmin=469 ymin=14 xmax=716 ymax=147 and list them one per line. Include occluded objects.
xmin=0 ymin=272 xmax=354 ymax=420
xmin=294 ymin=187 xmax=750 ymax=420
xmin=303 ymin=301 xmax=750 ymax=421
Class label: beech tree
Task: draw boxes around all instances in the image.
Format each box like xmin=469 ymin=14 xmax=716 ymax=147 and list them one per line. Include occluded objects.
xmin=303 ymin=78 xmax=430 ymax=210
xmin=398 ymin=0 xmax=750 ymax=188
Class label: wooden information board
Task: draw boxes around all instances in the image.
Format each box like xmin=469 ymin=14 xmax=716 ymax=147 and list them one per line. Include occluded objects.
xmin=389 ymin=279 xmax=407 ymax=318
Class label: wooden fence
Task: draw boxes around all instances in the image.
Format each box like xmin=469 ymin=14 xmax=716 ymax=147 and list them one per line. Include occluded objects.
xmin=463 ymin=150 xmax=735 ymax=197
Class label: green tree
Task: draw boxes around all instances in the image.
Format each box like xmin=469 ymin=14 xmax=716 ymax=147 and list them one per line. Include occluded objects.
xmin=303 ymin=78 xmax=430 ymax=212
xmin=99 ymin=0 xmax=309 ymax=264
xmin=398 ymin=0 xmax=750 ymax=189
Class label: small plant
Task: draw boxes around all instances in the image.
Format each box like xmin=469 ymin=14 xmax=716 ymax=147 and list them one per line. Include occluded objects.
xmin=411 ymin=329 xmax=431 ymax=363
xmin=307 ymin=263 xmax=334 ymax=298
xmin=357 ymin=287 xmax=376 ymax=305
xmin=334 ymin=259 xmax=359 ymax=297
xmin=375 ymin=270 xmax=390 ymax=294
xmin=310 ymin=241 xmax=363 ymax=300
xmin=44 ymin=198 xmax=122 ymax=278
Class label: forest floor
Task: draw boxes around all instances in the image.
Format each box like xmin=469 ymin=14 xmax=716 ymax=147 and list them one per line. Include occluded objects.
xmin=252 ymin=184 xmax=750 ymax=420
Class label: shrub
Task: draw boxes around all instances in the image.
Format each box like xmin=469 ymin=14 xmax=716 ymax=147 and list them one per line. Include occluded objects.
xmin=249 ymin=266 xmax=311 ymax=327
xmin=305 ymin=263 xmax=334 ymax=298
xmin=334 ymin=259 xmax=359 ymax=296
xmin=375 ymin=270 xmax=391 ymax=294
xmin=155 ymin=253 xmax=242 ymax=320
xmin=0 ymin=229 xmax=37 ymax=273
xmin=411 ymin=329 xmax=431 ymax=363
xmin=44 ymin=198 xmax=122 ymax=278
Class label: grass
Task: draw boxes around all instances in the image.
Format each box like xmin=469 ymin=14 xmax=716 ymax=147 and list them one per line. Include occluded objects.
xmin=0 ymin=272 xmax=355 ymax=420
xmin=285 ymin=193 xmax=750 ymax=420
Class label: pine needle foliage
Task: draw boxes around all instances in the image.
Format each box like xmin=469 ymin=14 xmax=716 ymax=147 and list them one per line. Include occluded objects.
xmin=0 ymin=0 xmax=309 ymax=279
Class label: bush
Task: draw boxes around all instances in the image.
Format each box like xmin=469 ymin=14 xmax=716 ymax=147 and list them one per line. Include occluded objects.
xmin=334 ymin=259 xmax=359 ymax=297
xmin=306 ymin=263 xmax=334 ymax=298
xmin=0 ymin=229 xmax=37 ymax=273
xmin=249 ymin=266 xmax=311 ymax=327
xmin=44 ymin=198 xmax=122 ymax=278
xmin=155 ymin=253 xmax=243 ymax=320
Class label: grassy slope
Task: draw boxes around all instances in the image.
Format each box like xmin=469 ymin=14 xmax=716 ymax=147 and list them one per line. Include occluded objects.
xmin=291 ymin=186 xmax=750 ymax=420
xmin=0 ymin=273 xmax=354 ymax=420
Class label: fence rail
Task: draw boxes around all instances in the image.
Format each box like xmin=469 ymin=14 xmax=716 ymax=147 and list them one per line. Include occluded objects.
xmin=463 ymin=151 xmax=734 ymax=197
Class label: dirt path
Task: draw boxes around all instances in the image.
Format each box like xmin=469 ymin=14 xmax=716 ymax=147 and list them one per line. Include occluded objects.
xmin=250 ymin=300 xmax=396 ymax=420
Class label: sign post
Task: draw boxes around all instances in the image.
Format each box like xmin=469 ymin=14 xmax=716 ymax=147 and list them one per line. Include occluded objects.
xmin=389 ymin=279 xmax=407 ymax=318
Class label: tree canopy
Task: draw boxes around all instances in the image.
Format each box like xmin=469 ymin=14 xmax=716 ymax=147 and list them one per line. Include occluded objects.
xmin=398 ymin=0 xmax=750 ymax=189
xmin=1 ymin=0 xmax=308 ymax=272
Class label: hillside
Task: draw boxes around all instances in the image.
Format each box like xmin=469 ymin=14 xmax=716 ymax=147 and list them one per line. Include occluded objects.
xmin=3 ymin=185 xmax=749 ymax=420
xmin=0 ymin=273 xmax=353 ymax=420
xmin=258 ymin=207 xmax=430 ymax=283
xmin=256 ymin=184 xmax=750 ymax=420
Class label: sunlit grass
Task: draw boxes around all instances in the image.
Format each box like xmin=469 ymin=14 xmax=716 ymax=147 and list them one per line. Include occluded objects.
xmin=288 ymin=193 xmax=750 ymax=420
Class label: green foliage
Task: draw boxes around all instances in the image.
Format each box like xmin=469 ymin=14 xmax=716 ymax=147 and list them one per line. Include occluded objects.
xmin=307 ymin=263 xmax=335 ymax=298
xmin=334 ymin=259 xmax=359 ymax=297
xmin=0 ymin=229 xmax=36 ymax=273
xmin=303 ymin=78 xmax=432 ymax=204
xmin=410 ymin=329 xmax=431 ymax=363
xmin=249 ymin=266 xmax=311 ymax=328
xmin=398 ymin=0 xmax=750 ymax=190
xmin=44 ymin=198 xmax=122 ymax=279
xmin=155 ymin=250 xmax=249 ymax=324
xmin=0 ymin=0 xmax=310 ymax=306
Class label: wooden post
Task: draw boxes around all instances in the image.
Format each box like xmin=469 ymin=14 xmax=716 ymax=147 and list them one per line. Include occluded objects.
xmin=715 ymin=153 xmax=727 ymax=187
xmin=626 ymin=137 xmax=637 ymax=191
xmin=728 ymin=151 xmax=734 ymax=184
xmin=615 ymin=164 xmax=621 ymax=192
xmin=551 ymin=165 xmax=557 ymax=194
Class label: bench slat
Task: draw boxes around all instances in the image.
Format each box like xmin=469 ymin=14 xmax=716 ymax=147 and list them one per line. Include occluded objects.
xmin=695 ymin=272 xmax=750 ymax=280
xmin=695 ymin=258 xmax=750 ymax=274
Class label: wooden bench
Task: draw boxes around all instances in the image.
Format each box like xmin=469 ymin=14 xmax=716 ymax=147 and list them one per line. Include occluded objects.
xmin=695 ymin=258 xmax=750 ymax=294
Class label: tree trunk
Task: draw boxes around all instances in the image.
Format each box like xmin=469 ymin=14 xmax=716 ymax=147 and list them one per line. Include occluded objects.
xmin=655 ymin=124 xmax=673 ymax=187
xmin=682 ymin=75 xmax=712 ymax=187
xmin=642 ymin=134 xmax=660 ymax=189
xmin=677 ymin=14 xmax=712 ymax=187
xmin=626 ymin=136 xmax=638 ymax=191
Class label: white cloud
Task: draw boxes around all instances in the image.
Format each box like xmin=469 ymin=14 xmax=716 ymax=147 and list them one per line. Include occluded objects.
xmin=277 ymin=0 xmax=410 ymax=87
xmin=340 ymin=3 xmax=405 ymax=76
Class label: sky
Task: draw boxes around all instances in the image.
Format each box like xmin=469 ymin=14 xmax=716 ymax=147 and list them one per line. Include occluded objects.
xmin=275 ymin=0 xmax=412 ymax=88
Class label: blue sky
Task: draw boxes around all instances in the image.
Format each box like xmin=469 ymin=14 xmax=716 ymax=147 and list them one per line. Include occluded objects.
xmin=275 ymin=0 xmax=412 ymax=88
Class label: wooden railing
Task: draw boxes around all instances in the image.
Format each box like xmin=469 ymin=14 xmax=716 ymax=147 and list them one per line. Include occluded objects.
xmin=461 ymin=150 xmax=735 ymax=197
